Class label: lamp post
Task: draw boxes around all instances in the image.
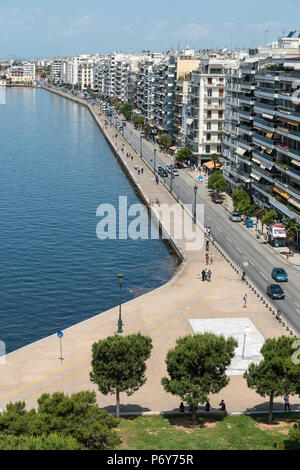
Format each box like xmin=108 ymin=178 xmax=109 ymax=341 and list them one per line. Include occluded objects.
xmin=140 ymin=133 xmax=144 ymax=158
xmin=154 ymin=147 xmax=157 ymax=176
xmin=117 ymin=272 xmax=124 ymax=333
xmin=193 ymin=184 xmax=198 ymax=224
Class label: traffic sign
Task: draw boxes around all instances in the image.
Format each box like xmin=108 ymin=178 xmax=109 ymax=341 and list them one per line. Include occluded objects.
xmin=198 ymin=175 xmax=204 ymax=181
xmin=57 ymin=330 xmax=63 ymax=339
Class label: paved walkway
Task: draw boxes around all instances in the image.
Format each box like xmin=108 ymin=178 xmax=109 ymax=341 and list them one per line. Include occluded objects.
xmin=1 ymin=89 xmax=298 ymax=415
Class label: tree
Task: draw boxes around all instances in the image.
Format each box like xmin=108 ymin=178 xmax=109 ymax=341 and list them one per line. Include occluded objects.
xmin=120 ymin=103 xmax=132 ymax=120
xmin=256 ymin=207 xmax=267 ymax=231
xmin=176 ymin=147 xmax=193 ymax=162
xmin=208 ymin=171 xmax=223 ymax=189
xmin=0 ymin=433 xmax=81 ymax=450
xmin=278 ymin=422 xmax=300 ymax=450
xmin=244 ymin=336 xmax=300 ymax=424
xmin=132 ymin=115 xmax=144 ymax=128
xmin=157 ymin=134 xmax=172 ymax=151
xmin=262 ymin=209 xmax=278 ymax=230
xmin=0 ymin=391 xmax=120 ymax=450
xmin=232 ymin=190 xmax=250 ymax=210
xmin=283 ymin=218 xmax=300 ymax=252
xmin=90 ymin=334 xmax=153 ymax=419
xmin=161 ymin=333 xmax=237 ymax=423
xmin=212 ymin=176 xmax=227 ymax=193
xmin=210 ymin=153 xmax=221 ymax=170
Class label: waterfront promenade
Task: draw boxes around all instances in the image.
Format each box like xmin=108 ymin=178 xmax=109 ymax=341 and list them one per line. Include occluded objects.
xmin=0 ymin=88 xmax=298 ymax=414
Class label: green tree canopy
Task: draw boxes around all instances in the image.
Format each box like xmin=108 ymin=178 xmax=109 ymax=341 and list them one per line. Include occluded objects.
xmin=210 ymin=153 xmax=221 ymax=170
xmin=208 ymin=171 xmax=223 ymax=189
xmin=157 ymin=134 xmax=172 ymax=151
xmin=90 ymin=334 xmax=153 ymax=419
xmin=212 ymin=176 xmax=227 ymax=193
xmin=232 ymin=190 xmax=250 ymax=210
xmin=244 ymin=336 xmax=300 ymax=424
xmin=0 ymin=391 xmax=120 ymax=450
xmin=176 ymin=147 xmax=193 ymax=162
xmin=262 ymin=209 xmax=278 ymax=228
xmin=161 ymin=333 xmax=237 ymax=423
xmin=278 ymin=422 xmax=300 ymax=450
xmin=132 ymin=115 xmax=144 ymax=127
xmin=283 ymin=218 xmax=300 ymax=251
xmin=0 ymin=433 xmax=81 ymax=450
xmin=120 ymin=103 xmax=132 ymax=120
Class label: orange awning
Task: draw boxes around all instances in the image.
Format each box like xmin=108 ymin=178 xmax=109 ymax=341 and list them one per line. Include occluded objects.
xmin=203 ymin=161 xmax=222 ymax=170
xmin=272 ymin=186 xmax=291 ymax=200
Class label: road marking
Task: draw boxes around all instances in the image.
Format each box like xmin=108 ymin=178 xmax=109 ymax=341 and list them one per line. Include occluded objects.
xmin=236 ymin=247 xmax=242 ymax=254
xmin=216 ymin=226 xmax=222 ymax=232
xmin=296 ymin=309 xmax=300 ymax=314
xmin=259 ymin=272 xmax=268 ymax=280
xmin=226 ymin=236 xmax=232 ymax=244
xmin=249 ymin=260 xmax=255 ymax=266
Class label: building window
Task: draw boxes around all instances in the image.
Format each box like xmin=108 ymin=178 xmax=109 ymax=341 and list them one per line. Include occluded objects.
xmin=207 ymin=133 xmax=211 ymax=141
xmin=217 ymin=145 xmax=222 ymax=153
xmin=208 ymin=77 xmax=212 ymax=84
xmin=208 ymin=99 xmax=212 ymax=105
xmin=207 ymin=111 xmax=212 ymax=118
xmin=207 ymin=89 xmax=212 ymax=97
xmin=207 ymin=123 xmax=211 ymax=130
xmin=218 ymin=133 xmax=222 ymax=140
xmin=218 ymin=111 xmax=223 ymax=118
xmin=219 ymin=100 xmax=223 ymax=106
xmin=218 ymin=122 xmax=223 ymax=130
xmin=206 ymin=145 xmax=211 ymax=154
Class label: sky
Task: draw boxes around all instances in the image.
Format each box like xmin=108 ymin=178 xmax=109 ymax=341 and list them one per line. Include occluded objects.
xmin=0 ymin=0 xmax=299 ymax=58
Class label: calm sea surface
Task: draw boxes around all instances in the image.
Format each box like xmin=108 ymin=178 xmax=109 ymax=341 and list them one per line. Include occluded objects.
xmin=0 ymin=88 xmax=178 ymax=353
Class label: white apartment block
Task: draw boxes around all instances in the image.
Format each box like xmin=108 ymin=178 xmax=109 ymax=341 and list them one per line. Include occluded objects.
xmin=78 ymin=62 xmax=94 ymax=90
xmin=22 ymin=62 xmax=36 ymax=81
xmin=50 ymin=58 xmax=63 ymax=82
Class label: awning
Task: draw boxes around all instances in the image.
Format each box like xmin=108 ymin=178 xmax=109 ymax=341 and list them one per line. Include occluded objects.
xmin=251 ymin=173 xmax=261 ymax=181
xmin=277 ymin=117 xmax=298 ymax=126
xmin=260 ymin=145 xmax=267 ymax=151
xmin=266 ymin=148 xmax=273 ymax=154
xmin=186 ymin=118 xmax=194 ymax=125
xmin=266 ymin=132 xmax=273 ymax=138
xmin=203 ymin=161 xmax=222 ymax=170
xmin=291 ymin=159 xmax=300 ymax=167
xmin=236 ymin=147 xmax=247 ymax=156
xmin=289 ymin=197 xmax=300 ymax=210
xmin=169 ymin=146 xmax=177 ymax=150
xmin=252 ymin=157 xmax=261 ymax=164
xmin=272 ymin=186 xmax=291 ymax=200
xmin=260 ymin=164 xmax=266 ymax=169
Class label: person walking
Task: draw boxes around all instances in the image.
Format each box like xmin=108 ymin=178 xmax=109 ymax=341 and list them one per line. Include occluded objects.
xmin=141 ymin=166 xmax=144 ymax=174
xmin=207 ymin=269 xmax=212 ymax=282
xmin=206 ymin=253 xmax=209 ymax=265
xmin=206 ymin=240 xmax=210 ymax=251
xmin=202 ymin=269 xmax=206 ymax=282
xmin=204 ymin=226 xmax=208 ymax=237
xmin=210 ymin=253 xmax=214 ymax=265
xmin=207 ymin=227 xmax=211 ymax=237
xmin=243 ymin=293 xmax=247 ymax=308
xmin=284 ymin=394 xmax=291 ymax=413
xmin=205 ymin=268 xmax=209 ymax=280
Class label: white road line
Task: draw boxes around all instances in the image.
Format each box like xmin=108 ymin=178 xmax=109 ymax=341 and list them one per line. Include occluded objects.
xmin=259 ymin=272 xmax=268 ymax=280
xmin=236 ymin=247 xmax=242 ymax=254
xmin=207 ymin=216 xmax=211 ymax=221
xmin=216 ymin=226 xmax=222 ymax=232
xmin=296 ymin=309 xmax=300 ymax=315
xmin=226 ymin=236 xmax=233 ymax=244
xmin=249 ymin=260 xmax=255 ymax=266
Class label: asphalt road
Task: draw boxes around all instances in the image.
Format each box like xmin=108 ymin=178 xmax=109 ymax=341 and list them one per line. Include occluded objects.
xmin=110 ymin=111 xmax=300 ymax=336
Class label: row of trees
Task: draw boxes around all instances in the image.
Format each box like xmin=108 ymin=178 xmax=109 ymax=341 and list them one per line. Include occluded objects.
xmin=233 ymin=189 xmax=300 ymax=246
xmin=0 ymin=333 xmax=299 ymax=448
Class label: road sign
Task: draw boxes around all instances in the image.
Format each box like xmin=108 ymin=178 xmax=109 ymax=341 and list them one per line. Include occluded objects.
xmin=198 ymin=175 xmax=204 ymax=181
xmin=57 ymin=330 xmax=63 ymax=339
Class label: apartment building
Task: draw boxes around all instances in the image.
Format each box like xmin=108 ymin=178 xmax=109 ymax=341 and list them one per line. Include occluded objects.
xmin=22 ymin=62 xmax=36 ymax=81
xmin=78 ymin=62 xmax=94 ymax=90
xmin=185 ymin=56 xmax=234 ymax=164
xmin=50 ymin=58 xmax=63 ymax=82
xmin=223 ymin=32 xmax=300 ymax=223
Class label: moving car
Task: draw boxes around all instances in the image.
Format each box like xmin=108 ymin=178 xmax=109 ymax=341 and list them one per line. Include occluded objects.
xmin=229 ymin=211 xmax=242 ymax=222
xmin=171 ymin=169 xmax=179 ymax=176
xmin=166 ymin=165 xmax=173 ymax=174
xmin=211 ymin=192 xmax=223 ymax=204
xmin=267 ymin=284 xmax=285 ymax=300
xmin=271 ymin=268 xmax=288 ymax=282
xmin=158 ymin=167 xmax=168 ymax=177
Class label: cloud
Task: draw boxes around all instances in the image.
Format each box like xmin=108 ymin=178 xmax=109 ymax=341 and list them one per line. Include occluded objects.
xmin=58 ymin=14 xmax=95 ymax=38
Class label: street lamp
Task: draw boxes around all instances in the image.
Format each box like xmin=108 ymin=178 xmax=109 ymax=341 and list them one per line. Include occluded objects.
xmin=154 ymin=147 xmax=157 ymax=176
xmin=140 ymin=133 xmax=144 ymax=158
xmin=193 ymin=184 xmax=198 ymax=224
xmin=117 ymin=273 xmax=124 ymax=333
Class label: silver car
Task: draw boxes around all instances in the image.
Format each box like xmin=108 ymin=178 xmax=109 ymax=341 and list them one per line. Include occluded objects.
xmin=229 ymin=211 xmax=242 ymax=222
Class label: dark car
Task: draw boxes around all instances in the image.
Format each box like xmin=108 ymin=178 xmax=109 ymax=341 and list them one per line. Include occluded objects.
xmin=211 ymin=192 xmax=223 ymax=204
xmin=272 ymin=268 xmax=288 ymax=282
xmin=158 ymin=167 xmax=168 ymax=177
xmin=267 ymin=284 xmax=285 ymax=300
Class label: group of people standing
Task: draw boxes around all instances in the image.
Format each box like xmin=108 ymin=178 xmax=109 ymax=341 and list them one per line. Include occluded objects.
xmin=202 ymin=268 xmax=212 ymax=282
xmin=179 ymin=400 xmax=226 ymax=413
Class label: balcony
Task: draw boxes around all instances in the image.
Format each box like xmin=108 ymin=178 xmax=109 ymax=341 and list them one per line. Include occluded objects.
xmin=276 ymin=108 xmax=300 ymax=123
xmin=238 ymin=110 xmax=253 ymax=121
xmin=276 ymin=126 xmax=300 ymax=143
xmin=239 ymin=138 xmax=253 ymax=151
xmin=252 ymin=150 xmax=274 ymax=170
xmin=255 ymin=89 xmax=278 ymax=99
xmin=275 ymin=179 xmax=300 ymax=199
xmin=254 ymin=102 xmax=276 ymax=115
xmin=239 ymin=124 xmax=253 ymax=136
xmin=276 ymin=144 xmax=300 ymax=162
xmin=240 ymin=83 xmax=255 ymax=91
xmin=240 ymin=96 xmax=255 ymax=105
xmin=223 ymin=165 xmax=251 ymax=183
xmin=253 ymin=117 xmax=276 ymax=133
xmin=253 ymin=133 xmax=276 ymax=149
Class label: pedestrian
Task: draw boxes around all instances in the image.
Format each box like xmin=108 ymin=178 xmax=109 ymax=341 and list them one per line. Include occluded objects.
xmin=141 ymin=166 xmax=144 ymax=174
xmin=204 ymin=226 xmax=207 ymax=237
xmin=179 ymin=402 xmax=185 ymax=413
xmin=243 ymin=293 xmax=247 ymax=308
xmin=155 ymin=174 xmax=159 ymax=185
xmin=205 ymin=402 xmax=211 ymax=412
xmin=131 ymin=155 xmax=133 ymax=161
xmin=206 ymin=240 xmax=210 ymax=251
xmin=219 ymin=400 xmax=226 ymax=412
xmin=207 ymin=269 xmax=212 ymax=282
xmin=210 ymin=253 xmax=213 ymax=265
xmin=206 ymin=254 xmax=209 ymax=265
xmin=284 ymin=394 xmax=291 ymax=413
xmin=202 ymin=269 xmax=206 ymax=282
xmin=156 ymin=198 xmax=160 ymax=206
xmin=205 ymin=268 xmax=209 ymax=280
xmin=138 ymin=169 xmax=140 ymax=175
xmin=207 ymin=227 xmax=211 ymax=237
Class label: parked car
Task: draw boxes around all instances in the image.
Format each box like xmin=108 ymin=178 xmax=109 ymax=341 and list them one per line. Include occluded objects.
xmin=171 ymin=169 xmax=179 ymax=176
xmin=229 ymin=211 xmax=242 ymax=222
xmin=166 ymin=165 xmax=173 ymax=174
xmin=174 ymin=161 xmax=182 ymax=169
xmin=271 ymin=268 xmax=288 ymax=282
xmin=211 ymin=192 xmax=223 ymax=204
xmin=267 ymin=284 xmax=285 ymax=300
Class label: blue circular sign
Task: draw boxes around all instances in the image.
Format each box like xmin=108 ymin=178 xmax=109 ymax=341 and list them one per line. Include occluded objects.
xmin=198 ymin=175 xmax=204 ymax=181
xmin=57 ymin=331 xmax=63 ymax=339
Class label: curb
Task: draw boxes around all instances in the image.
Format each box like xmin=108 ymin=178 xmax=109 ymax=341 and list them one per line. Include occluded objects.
xmin=109 ymin=409 xmax=300 ymax=417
